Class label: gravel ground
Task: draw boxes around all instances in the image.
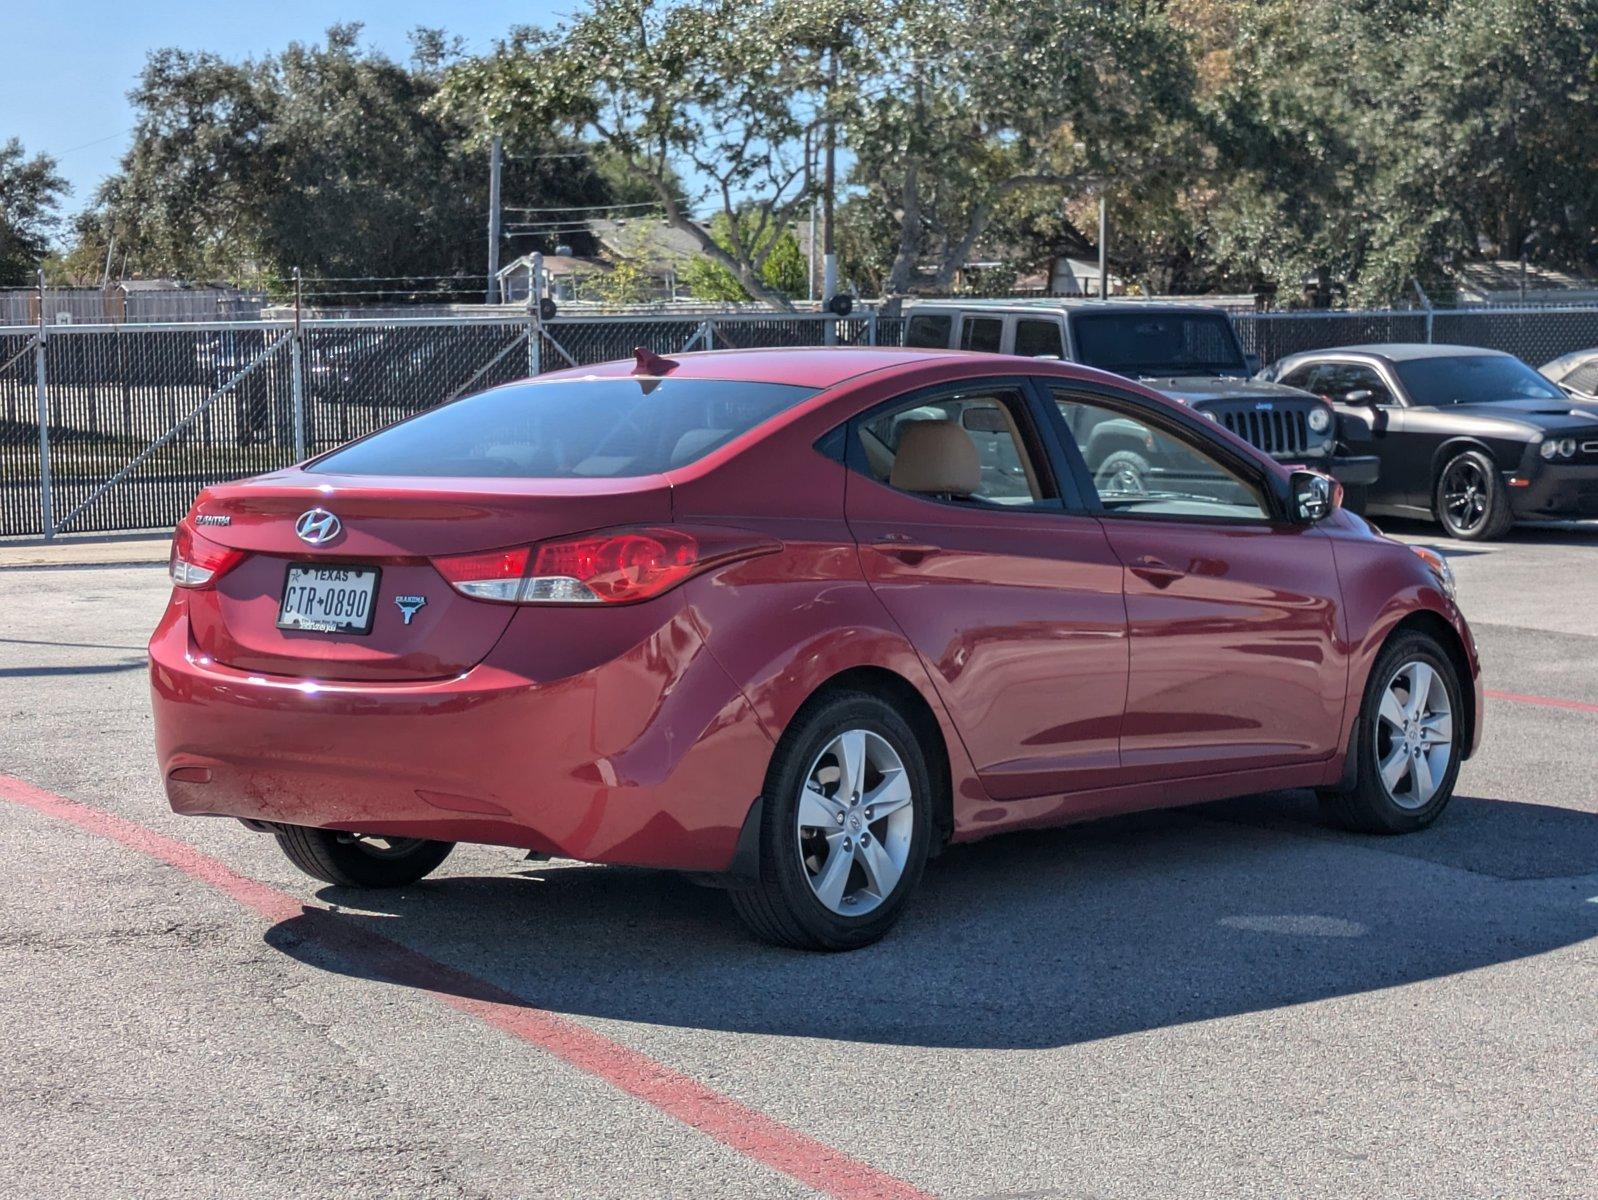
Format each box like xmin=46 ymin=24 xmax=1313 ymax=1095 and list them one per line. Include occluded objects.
xmin=1 ymin=518 xmax=1593 ymax=1200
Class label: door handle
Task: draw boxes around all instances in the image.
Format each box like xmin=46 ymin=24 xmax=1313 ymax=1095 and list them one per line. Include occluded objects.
xmin=870 ymin=535 xmax=941 ymax=562
xmin=1129 ymin=555 xmax=1185 ymax=587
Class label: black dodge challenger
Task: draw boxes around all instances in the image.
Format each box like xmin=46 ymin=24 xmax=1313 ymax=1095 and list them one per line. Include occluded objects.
xmin=1266 ymin=344 xmax=1598 ymax=539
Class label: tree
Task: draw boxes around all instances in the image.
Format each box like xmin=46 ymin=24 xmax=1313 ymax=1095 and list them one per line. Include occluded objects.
xmin=437 ymin=0 xmax=853 ymax=309
xmin=680 ymin=211 xmax=809 ymax=300
xmin=844 ymin=0 xmax=1200 ymax=296
xmin=0 ymin=139 xmax=68 ymax=286
xmin=75 ymin=25 xmax=620 ymax=295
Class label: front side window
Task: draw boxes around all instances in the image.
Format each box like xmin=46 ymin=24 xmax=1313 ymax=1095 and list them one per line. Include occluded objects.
xmin=905 ymin=313 xmax=953 ymax=348
xmin=309 ymin=378 xmax=816 ymax=478
xmin=1316 ymin=362 xmax=1394 ymax=404
xmin=1052 ymin=389 xmax=1270 ymax=521
xmin=1394 ymin=354 xmax=1565 ymax=407
xmin=959 ymin=317 xmax=1004 ymax=353
xmin=857 ymin=387 xmax=1058 ymax=509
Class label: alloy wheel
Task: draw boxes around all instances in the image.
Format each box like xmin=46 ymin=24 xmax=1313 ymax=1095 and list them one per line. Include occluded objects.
xmin=1441 ymin=457 xmax=1489 ymax=533
xmin=1373 ymin=660 xmax=1455 ymax=809
xmin=795 ymin=729 xmax=916 ymax=916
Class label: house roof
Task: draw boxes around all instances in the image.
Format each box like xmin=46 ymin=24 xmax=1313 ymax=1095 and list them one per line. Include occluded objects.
xmin=588 ymin=217 xmax=706 ymax=269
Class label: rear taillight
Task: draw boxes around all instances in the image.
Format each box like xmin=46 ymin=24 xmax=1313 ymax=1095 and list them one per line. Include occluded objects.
xmin=169 ymin=520 xmax=246 ymax=589
xmin=431 ymin=526 xmax=774 ymax=605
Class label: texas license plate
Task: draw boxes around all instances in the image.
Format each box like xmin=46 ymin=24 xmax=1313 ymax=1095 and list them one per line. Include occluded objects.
xmin=277 ymin=564 xmax=380 ymax=634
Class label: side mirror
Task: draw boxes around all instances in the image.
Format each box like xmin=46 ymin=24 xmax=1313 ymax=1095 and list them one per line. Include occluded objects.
xmin=1290 ymin=470 xmax=1340 ymax=523
xmin=1244 ymin=352 xmax=1262 ymax=376
xmin=1343 ymin=389 xmax=1375 ymax=406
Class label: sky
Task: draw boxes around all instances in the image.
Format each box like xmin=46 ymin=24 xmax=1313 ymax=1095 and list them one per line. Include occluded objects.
xmin=3 ymin=1 xmax=571 ymax=218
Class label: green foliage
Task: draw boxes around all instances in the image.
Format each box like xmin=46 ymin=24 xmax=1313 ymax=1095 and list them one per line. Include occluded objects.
xmin=681 ymin=212 xmax=809 ymax=300
xmin=0 ymin=139 xmax=68 ymax=286
xmin=76 ymin=24 xmax=620 ymax=293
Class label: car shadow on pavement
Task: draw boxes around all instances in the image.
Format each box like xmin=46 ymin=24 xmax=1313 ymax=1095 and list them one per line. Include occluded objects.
xmin=263 ymin=791 xmax=1598 ymax=1050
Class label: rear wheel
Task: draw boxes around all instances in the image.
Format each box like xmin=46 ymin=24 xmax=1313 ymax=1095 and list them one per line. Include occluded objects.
xmin=273 ymin=826 xmax=454 ymax=888
xmin=730 ymin=691 xmax=933 ymax=951
xmin=1435 ymin=449 xmax=1513 ymax=540
xmin=1319 ymin=633 xmax=1463 ymax=833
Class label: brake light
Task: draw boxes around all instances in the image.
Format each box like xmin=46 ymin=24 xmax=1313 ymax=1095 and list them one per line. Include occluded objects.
xmin=169 ymin=520 xmax=246 ymax=589
xmin=432 ymin=526 xmax=774 ymax=605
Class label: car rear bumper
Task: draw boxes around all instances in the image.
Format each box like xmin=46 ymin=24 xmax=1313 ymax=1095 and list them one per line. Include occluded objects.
xmin=1508 ymin=463 xmax=1598 ymax=519
xmin=148 ymin=595 xmax=774 ymax=872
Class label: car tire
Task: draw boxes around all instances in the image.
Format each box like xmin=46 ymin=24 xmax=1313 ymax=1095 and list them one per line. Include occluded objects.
xmin=1094 ymin=449 xmax=1151 ymax=496
xmin=729 ymin=690 xmax=934 ymax=951
xmin=1318 ymin=632 xmax=1464 ymax=834
xmin=1434 ymin=449 xmax=1513 ymax=540
xmin=273 ymin=825 xmax=454 ymax=888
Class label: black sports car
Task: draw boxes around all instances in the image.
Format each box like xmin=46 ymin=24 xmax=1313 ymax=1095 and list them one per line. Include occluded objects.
xmin=1267 ymin=343 xmax=1598 ymax=539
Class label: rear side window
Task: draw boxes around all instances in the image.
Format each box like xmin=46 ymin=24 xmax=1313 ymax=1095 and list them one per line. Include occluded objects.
xmin=309 ymin=378 xmax=816 ymax=478
xmin=905 ymin=314 xmax=953 ymax=348
xmin=1014 ymin=318 xmax=1065 ymax=358
xmin=960 ymin=317 xmax=1004 ymax=352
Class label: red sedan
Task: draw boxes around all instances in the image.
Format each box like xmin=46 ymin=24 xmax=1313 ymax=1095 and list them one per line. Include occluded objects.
xmin=149 ymin=347 xmax=1481 ymax=950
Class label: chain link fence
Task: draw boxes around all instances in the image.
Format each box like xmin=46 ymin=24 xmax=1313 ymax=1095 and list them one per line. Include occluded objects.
xmin=0 ymin=311 xmax=882 ymax=538
xmin=5 ymin=302 xmax=1598 ymax=539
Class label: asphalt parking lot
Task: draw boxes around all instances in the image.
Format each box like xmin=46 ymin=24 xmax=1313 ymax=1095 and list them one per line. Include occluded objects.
xmin=1 ymin=521 xmax=1594 ymax=1199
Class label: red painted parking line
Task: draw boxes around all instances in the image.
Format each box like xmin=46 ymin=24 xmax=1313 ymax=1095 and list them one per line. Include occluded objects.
xmin=0 ymin=775 xmax=934 ymax=1200
xmin=1484 ymin=689 xmax=1598 ymax=714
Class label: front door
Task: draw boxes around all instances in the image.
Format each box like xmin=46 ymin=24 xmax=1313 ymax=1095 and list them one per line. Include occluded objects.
xmin=1045 ymin=385 xmax=1348 ymax=780
xmin=844 ymin=381 xmax=1130 ymax=798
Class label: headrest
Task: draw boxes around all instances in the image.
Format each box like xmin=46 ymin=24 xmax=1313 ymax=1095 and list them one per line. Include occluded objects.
xmin=889 ymin=421 xmax=981 ymax=496
xmin=669 ymin=428 xmax=730 ymax=466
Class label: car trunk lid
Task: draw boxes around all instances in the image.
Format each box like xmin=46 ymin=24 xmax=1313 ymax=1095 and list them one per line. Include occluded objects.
xmin=183 ymin=470 xmax=672 ymax=681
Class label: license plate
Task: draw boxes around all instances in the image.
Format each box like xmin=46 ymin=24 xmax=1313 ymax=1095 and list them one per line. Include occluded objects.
xmin=277 ymin=565 xmax=380 ymax=634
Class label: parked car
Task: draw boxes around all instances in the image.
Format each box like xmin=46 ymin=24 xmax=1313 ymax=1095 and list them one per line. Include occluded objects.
xmin=903 ymin=299 xmax=1380 ymax=491
xmin=1268 ymin=344 xmax=1598 ymax=539
xmin=1539 ymin=348 xmax=1598 ymax=402
xmin=151 ymin=347 xmax=1479 ymax=950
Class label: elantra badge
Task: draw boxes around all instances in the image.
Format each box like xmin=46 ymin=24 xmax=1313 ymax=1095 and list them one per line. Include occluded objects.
xmin=294 ymin=508 xmax=341 ymax=545
xmin=195 ymin=514 xmax=231 ymax=527
xmin=394 ymin=595 xmax=427 ymax=625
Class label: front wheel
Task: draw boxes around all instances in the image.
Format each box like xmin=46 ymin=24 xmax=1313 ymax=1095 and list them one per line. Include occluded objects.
xmin=1435 ymin=449 xmax=1513 ymax=540
xmin=274 ymin=826 xmax=454 ymax=888
xmin=1319 ymin=633 xmax=1464 ymax=833
xmin=730 ymin=691 xmax=933 ymax=951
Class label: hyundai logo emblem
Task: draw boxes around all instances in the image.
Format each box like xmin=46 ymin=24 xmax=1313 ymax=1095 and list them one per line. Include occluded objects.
xmin=294 ymin=508 xmax=342 ymax=546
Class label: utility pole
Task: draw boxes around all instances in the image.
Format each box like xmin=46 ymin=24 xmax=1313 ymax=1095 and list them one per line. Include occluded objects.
xmin=1098 ymin=195 xmax=1109 ymax=299
xmin=486 ymin=135 xmax=503 ymax=304
xmin=822 ymin=44 xmax=839 ymax=343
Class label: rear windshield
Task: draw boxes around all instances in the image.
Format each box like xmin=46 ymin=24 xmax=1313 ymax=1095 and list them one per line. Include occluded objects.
xmin=309 ymin=377 xmax=817 ymax=478
xmin=1070 ymin=311 xmax=1246 ymax=377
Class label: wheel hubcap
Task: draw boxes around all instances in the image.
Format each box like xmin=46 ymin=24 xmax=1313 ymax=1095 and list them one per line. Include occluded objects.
xmin=796 ymin=729 xmax=915 ymax=916
xmin=1374 ymin=660 xmax=1454 ymax=809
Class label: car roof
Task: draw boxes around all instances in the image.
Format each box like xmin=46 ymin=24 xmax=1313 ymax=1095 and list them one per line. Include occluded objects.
xmin=1287 ymin=343 xmax=1514 ymax=363
xmin=539 ymin=346 xmax=975 ymax=390
xmin=908 ymin=298 xmax=1232 ymax=317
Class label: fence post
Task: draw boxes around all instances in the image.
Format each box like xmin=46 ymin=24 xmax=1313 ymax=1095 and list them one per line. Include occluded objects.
xmin=290 ymin=267 xmax=306 ymax=459
xmin=35 ymin=269 xmax=53 ymax=540
xmin=867 ymin=307 xmax=878 ymax=346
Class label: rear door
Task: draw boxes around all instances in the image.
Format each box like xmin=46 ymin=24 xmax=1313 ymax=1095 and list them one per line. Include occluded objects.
xmin=844 ymin=378 xmax=1129 ymax=797
xmin=1042 ymin=383 xmax=1347 ymax=779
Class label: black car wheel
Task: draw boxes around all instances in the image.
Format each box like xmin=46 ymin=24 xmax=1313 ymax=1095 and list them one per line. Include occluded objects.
xmin=274 ymin=826 xmax=454 ymax=888
xmin=1435 ymin=449 xmax=1513 ymax=540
